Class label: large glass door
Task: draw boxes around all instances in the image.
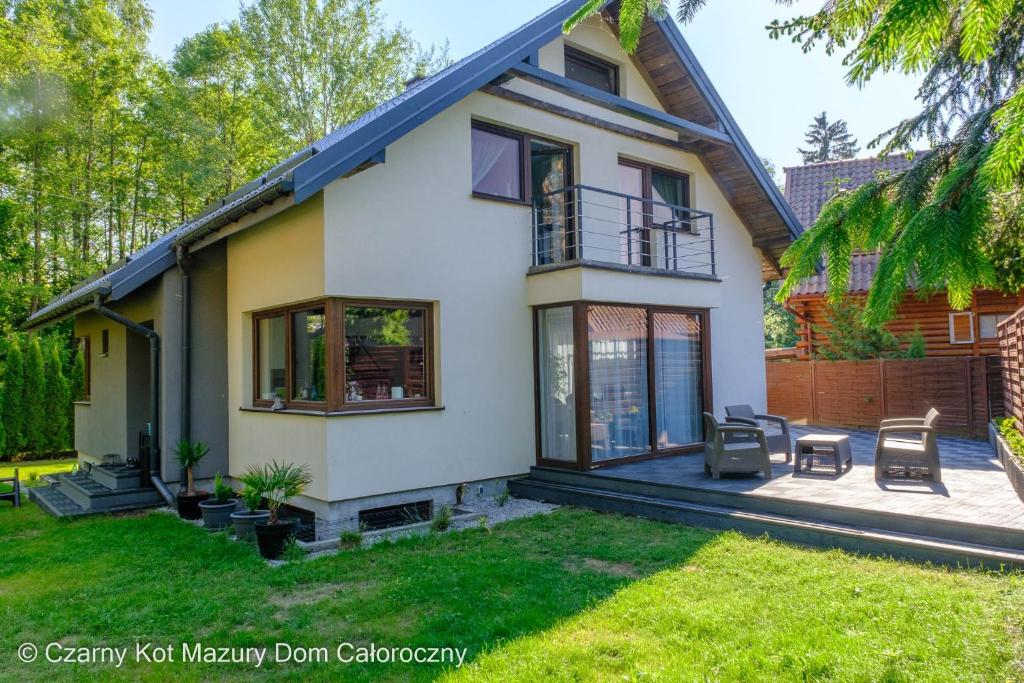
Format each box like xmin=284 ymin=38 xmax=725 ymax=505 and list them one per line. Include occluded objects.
xmin=534 ymin=303 xmax=708 ymax=469
xmin=588 ymin=306 xmax=651 ymax=461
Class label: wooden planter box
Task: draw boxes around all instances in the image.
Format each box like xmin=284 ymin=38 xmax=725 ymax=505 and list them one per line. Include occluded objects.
xmin=989 ymin=421 xmax=1024 ymax=504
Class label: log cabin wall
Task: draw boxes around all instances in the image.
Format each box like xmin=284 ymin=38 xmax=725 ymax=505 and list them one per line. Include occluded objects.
xmin=788 ymin=289 xmax=1024 ymax=359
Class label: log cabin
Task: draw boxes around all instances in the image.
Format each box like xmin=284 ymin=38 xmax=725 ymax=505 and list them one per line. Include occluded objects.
xmin=782 ymin=156 xmax=1023 ymax=359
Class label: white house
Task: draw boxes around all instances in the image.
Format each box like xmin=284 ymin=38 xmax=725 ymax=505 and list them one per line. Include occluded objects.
xmin=25 ymin=0 xmax=801 ymax=526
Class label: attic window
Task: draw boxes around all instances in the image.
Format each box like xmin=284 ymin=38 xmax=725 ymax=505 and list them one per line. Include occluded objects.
xmin=564 ymin=46 xmax=619 ymax=95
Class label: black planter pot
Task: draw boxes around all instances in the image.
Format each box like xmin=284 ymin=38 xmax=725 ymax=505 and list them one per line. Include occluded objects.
xmin=230 ymin=509 xmax=271 ymax=539
xmin=177 ymin=491 xmax=210 ymax=520
xmin=254 ymin=518 xmax=300 ymax=559
xmin=199 ymin=498 xmax=239 ymax=530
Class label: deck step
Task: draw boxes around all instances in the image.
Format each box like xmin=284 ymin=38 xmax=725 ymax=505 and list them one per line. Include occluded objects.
xmin=88 ymin=464 xmax=142 ymax=491
xmin=526 ymin=466 xmax=1024 ymax=550
xmin=509 ymin=477 xmax=1024 ymax=570
xmin=53 ymin=472 xmax=164 ymax=512
xmin=28 ymin=485 xmax=86 ymax=518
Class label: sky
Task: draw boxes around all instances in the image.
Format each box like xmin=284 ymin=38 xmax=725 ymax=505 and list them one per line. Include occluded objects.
xmin=147 ymin=0 xmax=923 ymax=176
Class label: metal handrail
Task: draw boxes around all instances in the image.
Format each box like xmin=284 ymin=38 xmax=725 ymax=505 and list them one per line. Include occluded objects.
xmin=531 ymin=184 xmax=716 ymax=275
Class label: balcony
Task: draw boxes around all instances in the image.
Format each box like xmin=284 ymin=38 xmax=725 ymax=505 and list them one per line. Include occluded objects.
xmin=529 ymin=184 xmax=716 ymax=279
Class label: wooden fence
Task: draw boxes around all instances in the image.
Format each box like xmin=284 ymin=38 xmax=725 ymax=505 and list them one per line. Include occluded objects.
xmin=766 ymin=356 xmax=1001 ymax=439
xmin=998 ymin=306 xmax=1024 ymax=427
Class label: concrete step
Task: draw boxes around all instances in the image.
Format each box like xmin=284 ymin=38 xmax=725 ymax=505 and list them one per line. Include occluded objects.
xmin=527 ymin=466 xmax=1024 ymax=551
xmin=57 ymin=472 xmax=163 ymax=512
xmin=28 ymin=485 xmax=86 ymax=518
xmin=509 ymin=477 xmax=1024 ymax=571
xmin=88 ymin=464 xmax=142 ymax=491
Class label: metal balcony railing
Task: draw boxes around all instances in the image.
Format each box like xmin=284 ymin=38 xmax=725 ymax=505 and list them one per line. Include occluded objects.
xmin=531 ymin=184 xmax=715 ymax=276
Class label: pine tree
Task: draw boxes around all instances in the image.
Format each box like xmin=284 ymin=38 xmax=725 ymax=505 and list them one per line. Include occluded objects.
xmin=580 ymin=2 xmax=1024 ymax=325
xmin=1 ymin=335 xmax=25 ymax=457
xmin=69 ymin=342 xmax=84 ymax=448
xmin=798 ymin=112 xmax=860 ymax=164
xmin=42 ymin=338 xmax=68 ymax=452
xmin=22 ymin=336 xmax=46 ymax=455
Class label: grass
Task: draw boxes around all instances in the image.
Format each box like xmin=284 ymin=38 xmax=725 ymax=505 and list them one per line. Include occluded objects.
xmin=0 ymin=504 xmax=1021 ymax=682
xmin=0 ymin=458 xmax=76 ymax=493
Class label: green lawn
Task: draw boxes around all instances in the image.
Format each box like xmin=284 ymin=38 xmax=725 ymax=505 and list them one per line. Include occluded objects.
xmin=0 ymin=504 xmax=1021 ymax=682
xmin=0 ymin=459 xmax=76 ymax=493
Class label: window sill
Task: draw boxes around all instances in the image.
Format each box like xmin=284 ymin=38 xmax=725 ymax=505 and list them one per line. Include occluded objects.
xmin=239 ymin=405 xmax=445 ymax=417
xmin=74 ymin=400 xmax=92 ymax=406
xmin=471 ymin=191 xmax=530 ymax=207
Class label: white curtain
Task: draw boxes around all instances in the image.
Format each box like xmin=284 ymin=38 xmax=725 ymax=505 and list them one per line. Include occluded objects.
xmin=538 ymin=307 xmax=576 ymax=462
xmin=654 ymin=312 xmax=702 ymax=448
xmin=471 ymin=128 xmax=519 ymax=196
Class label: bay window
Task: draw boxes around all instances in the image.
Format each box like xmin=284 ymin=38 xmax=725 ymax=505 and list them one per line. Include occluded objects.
xmin=252 ymin=299 xmax=433 ymax=412
xmin=535 ymin=302 xmax=709 ymax=468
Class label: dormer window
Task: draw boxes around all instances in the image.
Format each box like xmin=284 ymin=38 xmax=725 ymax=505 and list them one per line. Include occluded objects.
xmin=564 ymin=46 xmax=619 ymax=95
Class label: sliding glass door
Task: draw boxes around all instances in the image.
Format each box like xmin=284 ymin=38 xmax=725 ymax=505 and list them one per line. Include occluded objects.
xmin=534 ymin=302 xmax=709 ymax=468
xmin=588 ymin=306 xmax=650 ymax=461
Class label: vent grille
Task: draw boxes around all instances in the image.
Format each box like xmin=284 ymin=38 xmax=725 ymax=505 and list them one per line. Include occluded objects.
xmin=358 ymin=500 xmax=432 ymax=531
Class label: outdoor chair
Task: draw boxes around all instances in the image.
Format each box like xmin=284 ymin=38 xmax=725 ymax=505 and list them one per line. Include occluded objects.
xmin=725 ymin=404 xmax=792 ymax=463
xmin=874 ymin=408 xmax=942 ymax=482
xmin=0 ymin=467 xmax=21 ymax=508
xmin=703 ymin=412 xmax=772 ymax=480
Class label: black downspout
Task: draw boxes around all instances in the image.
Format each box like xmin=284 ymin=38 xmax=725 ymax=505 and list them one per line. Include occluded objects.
xmin=176 ymin=246 xmax=191 ymax=489
xmin=92 ymin=290 xmax=175 ymax=505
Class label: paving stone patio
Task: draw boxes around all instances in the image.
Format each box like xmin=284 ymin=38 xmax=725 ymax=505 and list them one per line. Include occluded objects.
xmin=595 ymin=425 xmax=1024 ymax=531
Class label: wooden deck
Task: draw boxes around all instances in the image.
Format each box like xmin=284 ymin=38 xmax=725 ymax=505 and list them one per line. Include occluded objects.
xmin=510 ymin=425 xmax=1024 ymax=568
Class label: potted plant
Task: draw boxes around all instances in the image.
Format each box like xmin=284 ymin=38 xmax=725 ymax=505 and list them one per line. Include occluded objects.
xmin=198 ymin=474 xmax=238 ymax=530
xmin=230 ymin=483 xmax=270 ymax=540
xmin=175 ymin=439 xmax=210 ymax=519
xmin=247 ymin=460 xmax=312 ymax=559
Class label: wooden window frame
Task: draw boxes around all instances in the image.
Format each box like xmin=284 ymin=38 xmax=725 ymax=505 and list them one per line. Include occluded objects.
xmin=978 ymin=313 xmax=1007 ymax=340
xmin=564 ymin=45 xmax=620 ymax=96
xmin=470 ymin=121 xmax=574 ymax=207
xmin=336 ymin=299 xmax=434 ymax=412
xmin=252 ymin=298 xmax=434 ymax=413
xmin=948 ymin=311 xmax=975 ymax=345
xmin=533 ymin=300 xmax=712 ymax=471
xmin=618 ymin=158 xmax=692 ymax=266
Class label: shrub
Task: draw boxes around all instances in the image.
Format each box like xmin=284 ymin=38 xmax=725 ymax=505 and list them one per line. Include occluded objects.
xmin=1 ymin=336 xmax=24 ymax=457
xmin=494 ymin=486 xmax=510 ymax=507
xmin=22 ymin=336 xmax=46 ymax=455
xmin=431 ymin=504 xmax=453 ymax=532
xmin=339 ymin=529 xmax=363 ymax=548
xmin=43 ymin=339 xmax=69 ymax=453
xmin=998 ymin=418 xmax=1024 ymax=467
xmin=211 ymin=473 xmax=234 ymax=503
xmin=240 ymin=485 xmax=263 ymax=513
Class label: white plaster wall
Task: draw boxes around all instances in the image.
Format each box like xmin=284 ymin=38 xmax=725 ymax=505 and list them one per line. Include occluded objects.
xmin=227 ymin=16 xmax=769 ymax=504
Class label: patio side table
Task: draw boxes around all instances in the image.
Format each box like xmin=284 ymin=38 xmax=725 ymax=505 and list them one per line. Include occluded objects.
xmin=794 ymin=434 xmax=852 ymax=476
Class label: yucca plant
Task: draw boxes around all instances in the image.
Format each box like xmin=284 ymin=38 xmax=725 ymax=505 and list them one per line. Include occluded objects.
xmin=174 ymin=439 xmax=209 ymax=495
xmin=241 ymin=460 xmax=312 ymax=525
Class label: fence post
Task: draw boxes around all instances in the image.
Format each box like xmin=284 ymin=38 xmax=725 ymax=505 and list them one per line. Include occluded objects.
xmin=809 ymin=360 xmax=818 ymax=425
xmin=878 ymin=359 xmax=887 ymax=421
xmin=965 ymin=357 xmax=975 ymax=439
